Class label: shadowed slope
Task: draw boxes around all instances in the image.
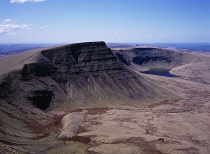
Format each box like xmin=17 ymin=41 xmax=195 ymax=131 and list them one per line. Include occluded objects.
xmin=0 ymin=42 xmax=171 ymax=112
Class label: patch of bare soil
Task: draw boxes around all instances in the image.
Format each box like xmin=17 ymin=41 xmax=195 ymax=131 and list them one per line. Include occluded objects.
xmin=23 ymin=114 xmax=66 ymax=139
xmin=175 ymin=147 xmax=199 ymax=153
xmin=23 ymin=107 xmax=109 ymax=141
xmin=59 ymin=136 xmax=91 ymax=144
xmin=148 ymin=99 xmax=180 ymax=108
xmin=86 ymin=107 xmax=109 ymax=115
xmin=124 ymin=137 xmax=165 ymax=154
xmin=86 ymin=150 xmax=100 ymax=154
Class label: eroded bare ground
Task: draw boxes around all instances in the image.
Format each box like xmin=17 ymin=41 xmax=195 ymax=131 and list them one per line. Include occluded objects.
xmin=3 ymin=75 xmax=207 ymax=154
xmin=2 ymin=77 xmax=209 ymax=154
xmin=37 ymin=76 xmax=210 ymax=154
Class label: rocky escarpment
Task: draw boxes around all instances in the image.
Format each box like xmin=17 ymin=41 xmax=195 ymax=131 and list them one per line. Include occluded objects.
xmin=0 ymin=42 xmax=170 ymax=112
xmin=112 ymin=47 xmax=210 ymax=84
xmin=113 ymin=47 xmax=200 ymax=71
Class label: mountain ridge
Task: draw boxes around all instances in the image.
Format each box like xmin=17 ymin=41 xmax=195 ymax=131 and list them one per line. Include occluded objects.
xmin=0 ymin=41 xmax=171 ymax=113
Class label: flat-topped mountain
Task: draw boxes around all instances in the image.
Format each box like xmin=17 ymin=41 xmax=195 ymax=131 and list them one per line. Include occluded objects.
xmin=0 ymin=41 xmax=170 ymax=113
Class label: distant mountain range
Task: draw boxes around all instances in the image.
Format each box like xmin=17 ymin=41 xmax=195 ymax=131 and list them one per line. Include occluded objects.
xmin=135 ymin=43 xmax=210 ymax=52
xmin=0 ymin=43 xmax=210 ymax=58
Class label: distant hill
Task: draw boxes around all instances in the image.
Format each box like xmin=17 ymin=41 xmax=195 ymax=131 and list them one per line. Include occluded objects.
xmin=0 ymin=44 xmax=59 ymax=57
xmin=141 ymin=43 xmax=210 ymax=52
xmin=1 ymin=43 xmax=209 ymax=58
xmin=0 ymin=43 xmax=135 ymax=58
xmin=0 ymin=47 xmax=43 ymax=57
xmin=106 ymin=43 xmax=136 ymax=48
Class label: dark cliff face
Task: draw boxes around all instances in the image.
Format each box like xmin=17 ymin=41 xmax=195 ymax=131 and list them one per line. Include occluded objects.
xmin=40 ymin=42 xmax=124 ymax=77
xmin=114 ymin=48 xmax=199 ymax=70
xmin=0 ymin=42 xmax=169 ymax=111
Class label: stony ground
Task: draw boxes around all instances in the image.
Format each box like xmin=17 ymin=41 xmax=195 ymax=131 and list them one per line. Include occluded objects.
xmin=1 ymin=78 xmax=209 ymax=153
xmin=43 ymin=75 xmax=210 ymax=154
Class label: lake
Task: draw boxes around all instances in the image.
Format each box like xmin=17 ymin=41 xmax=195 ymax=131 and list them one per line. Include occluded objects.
xmin=141 ymin=68 xmax=181 ymax=77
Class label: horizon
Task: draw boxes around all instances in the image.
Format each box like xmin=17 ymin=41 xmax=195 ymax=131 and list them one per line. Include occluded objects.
xmin=0 ymin=0 xmax=210 ymax=43
xmin=0 ymin=42 xmax=210 ymax=45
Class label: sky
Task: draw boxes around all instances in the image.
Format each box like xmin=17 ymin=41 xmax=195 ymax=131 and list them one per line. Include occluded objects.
xmin=0 ymin=0 xmax=209 ymax=43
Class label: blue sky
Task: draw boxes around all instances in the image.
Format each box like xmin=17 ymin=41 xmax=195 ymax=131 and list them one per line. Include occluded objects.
xmin=0 ymin=0 xmax=209 ymax=43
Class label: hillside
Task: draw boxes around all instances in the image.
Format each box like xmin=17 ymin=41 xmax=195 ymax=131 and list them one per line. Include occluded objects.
xmin=1 ymin=42 xmax=210 ymax=153
xmin=113 ymin=47 xmax=210 ymax=84
xmin=0 ymin=42 xmax=171 ymax=111
xmin=0 ymin=42 xmax=174 ymax=153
